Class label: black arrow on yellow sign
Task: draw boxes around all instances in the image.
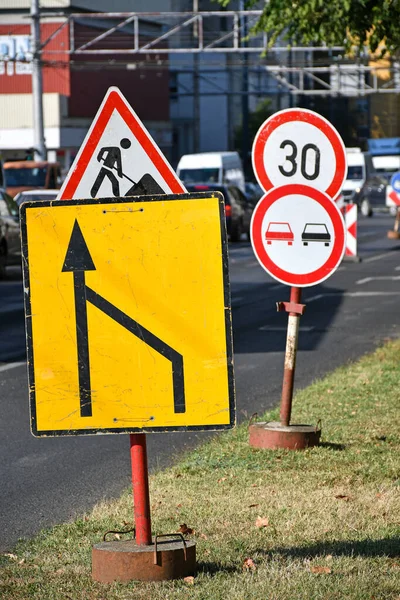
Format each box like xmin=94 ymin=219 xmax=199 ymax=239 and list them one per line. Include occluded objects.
xmin=62 ymin=219 xmax=186 ymax=419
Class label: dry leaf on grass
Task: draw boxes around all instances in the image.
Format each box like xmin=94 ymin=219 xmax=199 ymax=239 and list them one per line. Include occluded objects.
xmin=335 ymin=494 xmax=351 ymax=501
xmin=178 ymin=523 xmax=194 ymax=535
xmin=255 ymin=516 xmax=269 ymax=528
xmin=3 ymin=553 xmax=18 ymax=561
xmin=243 ymin=557 xmax=257 ymax=572
xmin=184 ymin=576 xmax=195 ymax=585
xmin=199 ymin=533 xmax=208 ymax=540
xmin=249 ymin=504 xmax=259 ymax=508
xmin=310 ymin=566 xmax=332 ymax=574
xmin=217 ymin=477 xmax=227 ymax=483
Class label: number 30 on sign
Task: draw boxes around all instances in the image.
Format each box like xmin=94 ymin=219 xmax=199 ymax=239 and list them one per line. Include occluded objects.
xmin=252 ymin=108 xmax=347 ymax=201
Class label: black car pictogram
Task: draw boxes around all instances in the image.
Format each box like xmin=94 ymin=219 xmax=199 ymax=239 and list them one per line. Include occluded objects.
xmin=302 ymin=223 xmax=331 ymax=246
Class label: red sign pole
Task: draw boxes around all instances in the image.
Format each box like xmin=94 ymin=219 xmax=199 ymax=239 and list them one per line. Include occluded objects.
xmin=130 ymin=433 xmax=152 ymax=545
xmin=280 ymin=286 xmax=302 ymax=427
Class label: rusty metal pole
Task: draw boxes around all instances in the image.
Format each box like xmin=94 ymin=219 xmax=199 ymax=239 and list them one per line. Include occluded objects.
xmin=280 ymin=286 xmax=302 ymax=427
xmin=92 ymin=432 xmax=197 ymax=581
xmin=130 ymin=433 xmax=152 ymax=546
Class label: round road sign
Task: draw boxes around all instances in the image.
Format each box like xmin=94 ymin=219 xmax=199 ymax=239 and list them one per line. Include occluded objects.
xmin=250 ymin=184 xmax=346 ymax=287
xmin=252 ymin=108 xmax=347 ymax=200
xmin=390 ymin=171 xmax=400 ymax=193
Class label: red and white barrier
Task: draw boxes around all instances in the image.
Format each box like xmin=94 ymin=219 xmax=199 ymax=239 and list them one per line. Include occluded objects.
xmin=341 ymin=203 xmax=358 ymax=259
xmin=388 ymin=188 xmax=400 ymax=208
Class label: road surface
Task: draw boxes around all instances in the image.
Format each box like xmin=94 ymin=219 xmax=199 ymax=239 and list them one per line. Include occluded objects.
xmin=1 ymin=213 xmax=399 ymax=550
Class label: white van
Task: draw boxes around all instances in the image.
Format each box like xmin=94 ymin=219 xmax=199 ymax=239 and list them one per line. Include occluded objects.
xmin=341 ymin=148 xmax=374 ymax=203
xmin=177 ymin=152 xmax=245 ymax=192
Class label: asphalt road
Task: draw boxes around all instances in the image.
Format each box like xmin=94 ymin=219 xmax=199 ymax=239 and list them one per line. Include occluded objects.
xmin=1 ymin=213 xmax=400 ymax=551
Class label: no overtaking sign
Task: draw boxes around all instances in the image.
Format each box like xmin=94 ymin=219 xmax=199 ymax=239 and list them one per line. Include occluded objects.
xmin=251 ymin=108 xmax=347 ymax=287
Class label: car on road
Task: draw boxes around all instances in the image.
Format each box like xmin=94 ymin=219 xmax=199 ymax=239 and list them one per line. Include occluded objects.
xmin=14 ymin=189 xmax=59 ymax=207
xmin=350 ymin=173 xmax=389 ymax=217
xmin=186 ymin=183 xmax=254 ymax=242
xmin=265 ymin=222 xmax=294 ymax=245
xmin=302 ymin=223 xmax=331 ymax=246
xmin=0 ymin=189 xmax=20 ymax=279
xmin=245 ymin=181 xmax=263 ymax=205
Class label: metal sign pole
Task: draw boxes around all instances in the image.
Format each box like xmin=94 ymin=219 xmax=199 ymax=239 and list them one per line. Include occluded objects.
xmin=280 ymin=286 xmax=302 ymax=427
xmin=248 ymin=284 xmax=322 ymax=450
xmin=130 ymin=433 xmax=152 ymax=546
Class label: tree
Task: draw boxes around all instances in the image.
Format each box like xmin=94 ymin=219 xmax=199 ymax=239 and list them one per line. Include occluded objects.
xmin=234 ymin=98 xmax=272 ymax=157
xmin=218 ymin=0 xmax=400 ymax=56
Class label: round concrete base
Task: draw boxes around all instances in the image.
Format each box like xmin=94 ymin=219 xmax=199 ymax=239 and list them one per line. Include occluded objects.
xmin=92 ymin=537 xmax=196 ymax=583
xmin=249 ymin=421 xmax=321 ymax=450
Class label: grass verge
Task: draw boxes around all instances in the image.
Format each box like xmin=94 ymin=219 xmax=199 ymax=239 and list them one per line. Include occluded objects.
xmin=1 ymin=340 xmax=400 ymax=599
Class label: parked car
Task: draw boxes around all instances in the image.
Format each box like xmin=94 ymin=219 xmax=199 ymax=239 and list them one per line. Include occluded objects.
xmin=3 ymin=161 xmax=61 ymax=198
xmin=186 ymin=183 xmax=254 ymax=242
xmin=352 ymin=172 xmax=391 ymax=217
xmin=0 ymin=189 xmax=20 ymax=279
xmin=14 ymin=189 xmax=59 ymax=207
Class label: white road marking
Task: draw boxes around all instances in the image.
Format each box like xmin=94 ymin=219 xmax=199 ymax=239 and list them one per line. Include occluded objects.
xmin=307 ymin=291 xmax=400 ymax=302
xmin=305 ymin=294 xmax=323 ymax=302
xmin=364 ymin=252 xmax=396 ymax=263
xmin=270 ymin=283 xmax=285 ymax=291
xmin=356 ymin=276 xmax=400 ymax=285
xmin=0 ymin=361 xmax=26 ymax=373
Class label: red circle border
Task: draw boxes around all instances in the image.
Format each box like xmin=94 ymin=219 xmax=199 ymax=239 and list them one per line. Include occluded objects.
xmin=252 ymin=108 xmax=346 ymax=200
xmin=250 ymin=184 xmax=346 ymax=287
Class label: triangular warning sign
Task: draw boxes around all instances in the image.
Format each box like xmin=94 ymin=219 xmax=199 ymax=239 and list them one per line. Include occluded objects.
xmin=57 ymin=87 xmax=186 ymax=200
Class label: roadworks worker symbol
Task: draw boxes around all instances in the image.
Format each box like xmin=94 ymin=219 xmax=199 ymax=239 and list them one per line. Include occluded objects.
xmin=57 ymin=87 xmax=186 ymax=200
xmin=90 ymin=138 xmax=164 ymax=198
xmin=21 ymin=193 xmax=235 ymax=437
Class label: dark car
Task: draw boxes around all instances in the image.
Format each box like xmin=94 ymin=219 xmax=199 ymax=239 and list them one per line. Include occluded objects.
xmin=351 ymin=172 xmax=391 ymax=217
xmin=0 ymin=189 xmax=20 ymax=278
xmin=186 ymin=183 xmax=254 ymax=242
xmin=245 ymin=181 xmax=263 ymax=206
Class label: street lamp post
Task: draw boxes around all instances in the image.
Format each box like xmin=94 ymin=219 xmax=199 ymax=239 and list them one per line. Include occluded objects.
xmin=30 ymin=0 xmax=46 ymax=161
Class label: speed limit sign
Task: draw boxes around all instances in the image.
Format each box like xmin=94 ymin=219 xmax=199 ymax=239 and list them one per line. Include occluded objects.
xmin=252 ymin=108 xmax=347 ymax=200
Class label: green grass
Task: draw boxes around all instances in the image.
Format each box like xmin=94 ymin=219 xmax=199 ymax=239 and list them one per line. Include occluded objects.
xmin=1 ymin=340 xmax=400 ymax=599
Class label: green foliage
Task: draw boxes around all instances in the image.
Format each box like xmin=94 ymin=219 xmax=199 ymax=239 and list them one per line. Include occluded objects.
xmin=218 ymin=0 xmax=400 ymax=56
xmin=234 ymin=98 xmax=272 ymax=153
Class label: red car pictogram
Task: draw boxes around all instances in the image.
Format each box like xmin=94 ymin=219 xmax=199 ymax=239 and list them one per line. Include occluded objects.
xmin=265 ymin=222 xmax=294 ymax=245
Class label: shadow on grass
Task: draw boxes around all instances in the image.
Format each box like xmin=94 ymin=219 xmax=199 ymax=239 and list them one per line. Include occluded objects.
xmin=264 ymin=536 xmax=400 ymax=559
xmin=197 ymin=561 xmax=239 ymax=576
xmin=319 ymin=442 xmax=347 ymax=451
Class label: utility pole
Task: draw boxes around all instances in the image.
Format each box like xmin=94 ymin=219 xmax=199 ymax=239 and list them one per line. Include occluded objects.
xmin=193 ymin=0 xmax=200 ymax=153
xmin=240 ymin=1 xmax=250 ymax=178
xmin=30 ymin=0 xmax=46 ymax=161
